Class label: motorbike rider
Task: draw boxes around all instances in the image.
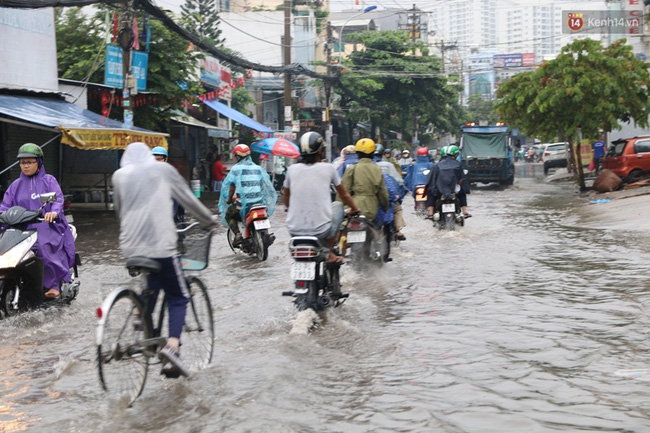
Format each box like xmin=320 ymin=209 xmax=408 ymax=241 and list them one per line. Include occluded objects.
xmin=382 ymin=148 xmax=402 ymax=174
xmin=374 ymin=145 xmax=407 ymax=241
xmin=398 ymin=149 xmax=413 ymax=175
xmin=0 ymin=143 xmax=76 ymax=299
xmin=404 ymin=147 xmax=434 ymax=198
xmin=424 ymin=145 xmax=467 ymax=219
xmin=152 ymin=146 xmax=185 ymax=225
xmin=112 ymin=142 xmax=217 ymax=378
xmin=283 ymin=132 xmax=360 ymax=264
xmin=335 ymin=144 xmax=359 ymax=177
xmin=218 ymin=144 xmax=277 ymax=247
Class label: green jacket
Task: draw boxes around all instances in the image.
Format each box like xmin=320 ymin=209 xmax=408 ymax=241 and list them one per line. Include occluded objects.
xmin=386 ymin=156 xmax=401 ymax=175
xmin=340 ymin=158 xmax=389 ymax=221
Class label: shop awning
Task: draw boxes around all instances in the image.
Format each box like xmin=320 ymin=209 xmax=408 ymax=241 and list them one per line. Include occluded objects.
xmin=0 ymin=94 xmax=168 ymax=150
xmin=203 ymin=99 xmax=274 ymax=133
xmin=171 ymin=109 xmax=230 ymax=138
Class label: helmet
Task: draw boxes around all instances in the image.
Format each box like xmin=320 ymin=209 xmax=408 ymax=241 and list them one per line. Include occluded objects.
xmin=447 ymin=145 xmax=460 ymax=157
xmin=439 ymin=146 xmax=447 ymax=157
xmin=233 ymin=144 xmax=251 ymax=158
xmin=151 ymin=146 xmax=168 ymax=157
xmin=417 ymin=147 xmax=429 ymax=156
xmin=374 ymin=143 xmax=384 ymax=156
xmin=343 ymin=145 xmax=356 ymax=155
xmin=299 ymin=132 xmax=324 ymax=155
xmin=383 ymin=148 xmax=391 ymax=155
xmin=355 ymin=138 xmax=376 ymax=155
xmin=17 ymin=143 xmax=43 ymax=159
xmin=402 ymin=149 xmax=410 ymax=155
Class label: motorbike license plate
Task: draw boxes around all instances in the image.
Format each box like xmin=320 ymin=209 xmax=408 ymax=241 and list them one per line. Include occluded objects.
xmin=347 ymin=230 xmax=366 ymax=243
xmin=442 ymin=203 xmax=455 ymax=213
xmin=291 ymin=261 xmax=315 ymax=280
xmin=415 ymin=195 xmax=426 ymax=202
xmin=253 ymin=219 xmax=271 ymax=230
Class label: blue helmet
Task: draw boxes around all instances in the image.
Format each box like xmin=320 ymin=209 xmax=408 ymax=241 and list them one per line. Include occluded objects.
xmin=151 ymin=146 xmax=168 ymax=157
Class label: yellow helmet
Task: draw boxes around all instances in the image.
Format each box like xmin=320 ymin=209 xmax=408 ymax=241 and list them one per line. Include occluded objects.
xmin=355 ymin=138 xmax=376 ymax=155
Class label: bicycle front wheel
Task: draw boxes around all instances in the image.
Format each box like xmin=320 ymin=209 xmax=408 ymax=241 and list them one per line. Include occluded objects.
xmin=97 ymin=289 xmax=150 ymax=407
xmin=182 ymin=276 xmax=215 ymax=370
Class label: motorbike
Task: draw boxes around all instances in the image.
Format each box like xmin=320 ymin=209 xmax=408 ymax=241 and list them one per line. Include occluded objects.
xmin=433 ymin=194 xmax=464 ymax=231
xmin=282 ymin=236 xmax=348 ymax=311
xmin=0 ymin=192 xmax=80 ymax=319
xmin=226 ymin=200 xmax=275 ymax=261
xmin=339 ymin=214 xmax=389 ymax=267
xmin=413 ymin=184 xmax=428 ymax=217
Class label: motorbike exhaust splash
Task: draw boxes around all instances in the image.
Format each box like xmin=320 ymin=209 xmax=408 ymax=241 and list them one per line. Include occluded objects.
xmin=289 ymin=308 xmax=321 ymax=335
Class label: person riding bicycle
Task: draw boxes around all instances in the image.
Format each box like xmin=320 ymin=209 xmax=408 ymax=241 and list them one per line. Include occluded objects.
xmin=112 ymin=142 xmax=218 ymax=378
xmin=283 ymin=132 xmax=360 ymax=264
xmin=218 ymin=144 xmax=277 ymax=247
xmin=425 ymin=145 xmax=467 ymax=219
xmin=0 ymin=143 xmax=76 ymax=300
xmin=339 ymin=138 xmax=389 ymax=225
xmin=404 ymin=147 xmax=434 ymax=197
xmin=152 ymin=146 xmax=186 ymax=225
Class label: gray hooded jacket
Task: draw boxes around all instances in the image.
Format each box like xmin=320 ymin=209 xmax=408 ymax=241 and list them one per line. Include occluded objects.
xmin=112 ymin=142 xmax=217 ymax=258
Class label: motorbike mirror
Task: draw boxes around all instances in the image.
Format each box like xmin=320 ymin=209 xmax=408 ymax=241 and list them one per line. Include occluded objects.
xmin=39 ymin=192 xmax=57 ymax=204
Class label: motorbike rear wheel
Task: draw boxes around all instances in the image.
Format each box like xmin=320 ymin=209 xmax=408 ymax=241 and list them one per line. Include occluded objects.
xmin=254 ymin=229 xmax=269 ymax=261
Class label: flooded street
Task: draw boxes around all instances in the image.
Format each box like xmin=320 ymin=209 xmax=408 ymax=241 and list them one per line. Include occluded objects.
xmin=3 ymin=168 xmax=650 ymax=432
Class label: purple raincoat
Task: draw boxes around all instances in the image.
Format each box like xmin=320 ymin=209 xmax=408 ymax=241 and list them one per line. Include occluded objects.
xmin=0 ymin=163 xmax=76 ymax=291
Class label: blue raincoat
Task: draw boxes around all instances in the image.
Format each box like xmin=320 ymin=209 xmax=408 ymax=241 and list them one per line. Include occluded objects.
xmin=373 ymin=173 xmax=398 ymax=226
xmin=0 ymin=161 xmax=75 ymax=291
xmin=336 ymin=153 xmax=359 ymax=177
xmin=404 ymin=155 xmax=434 ymax=197
xmin=218 ymin=156 xmax=277 ymax=224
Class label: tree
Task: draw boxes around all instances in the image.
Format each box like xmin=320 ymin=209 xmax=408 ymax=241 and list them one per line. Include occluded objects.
xmin=337 ymin=30 xmax=463 ymax=147
xmin=466 ymin=96 xmax=498 ymax=124
xmin=180 ymin=0 xmax=224 ymax=46
xmin=55 ymin=8 xmax=203 ymax=132
xmin=495 ymin=38 xmax=650 ymax=190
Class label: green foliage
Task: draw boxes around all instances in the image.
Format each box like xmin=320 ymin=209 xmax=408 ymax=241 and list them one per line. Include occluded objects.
xmin=336 ymin=30 xmax=462 ymax=140
xmin=466 ymin=96 xmax=498 ymax=124
xmin=232 ymin=86 xmax=255 ymax=116
xmin=495 ymin=38 xmax=650 ymax=142
xmin=55 ymin=8 xmax=202 ymax=132
xmin=180 ymin=0 xmax=224 ymax=46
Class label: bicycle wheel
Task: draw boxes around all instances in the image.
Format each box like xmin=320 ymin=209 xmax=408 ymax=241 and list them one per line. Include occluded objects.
xmin=97 ymin=289 xmax=150 ymax=407
xmin=181 ymin=276 xmax=215 ymax=370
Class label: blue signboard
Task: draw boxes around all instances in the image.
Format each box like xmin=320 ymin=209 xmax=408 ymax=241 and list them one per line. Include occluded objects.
xmin=104 ymin=45 xmax=148 ymax=91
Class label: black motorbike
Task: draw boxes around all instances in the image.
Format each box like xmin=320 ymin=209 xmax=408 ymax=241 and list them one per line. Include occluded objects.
xmin=340 ymin=214 xmax=390 ymax=267
xmin=283 ymin=236 xmax=348 ymax=311
xmin=433 ymin=194 xmax=464 ymax=231
xmin=0 ymin=192 xmax=80 ymax=319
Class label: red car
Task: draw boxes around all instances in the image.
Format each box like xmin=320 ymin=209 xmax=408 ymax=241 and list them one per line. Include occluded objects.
xmin=603 ymin=136 xmax=650 ymax=183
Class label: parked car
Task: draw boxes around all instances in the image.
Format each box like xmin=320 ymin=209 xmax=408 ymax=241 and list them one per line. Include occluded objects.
xmin=603 ymin=135 xmax=650 ymax=183
xmin=542 ymin=142 xmax=569 ymax=174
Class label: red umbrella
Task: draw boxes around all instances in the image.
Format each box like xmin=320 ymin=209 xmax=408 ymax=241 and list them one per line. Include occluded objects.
xmin=251 ymin=138 xmax=300 ymax=159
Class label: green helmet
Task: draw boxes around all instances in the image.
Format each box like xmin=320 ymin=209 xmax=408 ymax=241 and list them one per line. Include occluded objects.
xmin=374 ymin=143 xmax=384 ymax=156
xmin=447 ymin=145 xmax=460 ymax=157
xmin=17 ymin=143 xmax=43 ymax=159
xmin=439 ymin=146 xmax=447 ymax=157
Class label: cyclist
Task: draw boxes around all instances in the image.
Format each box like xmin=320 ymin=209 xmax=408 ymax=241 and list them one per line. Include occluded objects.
xmin=112 ymin=142 xmax=218 ymax=378
xmin=151 ymin=146 xmax=185 ymax=225
xmin=0 ymin=143 xmax=76 ymax=299
xmin=217 ymin=144 xmax=277 ymax=246
xmin=283 ymin=132 xmax=360 ymax=264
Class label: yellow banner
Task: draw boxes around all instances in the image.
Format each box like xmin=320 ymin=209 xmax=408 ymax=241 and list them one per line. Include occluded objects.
xmin=60 ymin=128 xmax=168 ymax=150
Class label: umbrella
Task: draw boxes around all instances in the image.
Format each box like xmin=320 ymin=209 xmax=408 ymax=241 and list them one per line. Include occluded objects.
xmin=251 ymin=138 xmax=300 ymax=159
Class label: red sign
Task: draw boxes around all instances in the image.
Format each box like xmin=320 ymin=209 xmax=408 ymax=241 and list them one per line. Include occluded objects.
xmin=567 ymin=12 xmax=584 ymax=31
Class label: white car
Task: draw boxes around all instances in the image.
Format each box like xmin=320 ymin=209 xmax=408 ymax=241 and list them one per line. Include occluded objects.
xmin=542 ymin=142 xmax=568 ymax=174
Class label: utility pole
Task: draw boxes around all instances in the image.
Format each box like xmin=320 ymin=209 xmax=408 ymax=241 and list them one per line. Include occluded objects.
xmin=324 ymin=21 xmax=333 ymax=160
xmin=117 ymin=2 xmax=136 ymax=127
xmin=283 ymin=0 xmax=292 ymax=131
xmin=408 ymin=4 xmax=420 ymax=55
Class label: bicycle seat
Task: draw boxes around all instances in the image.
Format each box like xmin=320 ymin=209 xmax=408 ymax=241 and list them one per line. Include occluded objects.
xmin=125 ymin=257 xmax=162 ymax=275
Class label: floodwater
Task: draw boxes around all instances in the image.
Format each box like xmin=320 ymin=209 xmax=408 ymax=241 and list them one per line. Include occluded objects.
xmin=2 ymin=165 xmax=650 ymax=432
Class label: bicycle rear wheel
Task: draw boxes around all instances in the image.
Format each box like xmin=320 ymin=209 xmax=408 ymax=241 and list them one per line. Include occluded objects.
xmin=182 ymin=276 xmax=215 ymax=370
xmin=97 ymin=289 xmax=150 ymax=407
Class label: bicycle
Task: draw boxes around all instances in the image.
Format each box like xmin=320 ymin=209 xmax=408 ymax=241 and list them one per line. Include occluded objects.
xmin=95 ymin=222 xmax=215 ymax=407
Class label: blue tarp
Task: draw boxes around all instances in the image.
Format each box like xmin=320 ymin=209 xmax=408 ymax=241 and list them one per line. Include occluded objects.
xmin=203 ymin=99 xmax=274 ymax=133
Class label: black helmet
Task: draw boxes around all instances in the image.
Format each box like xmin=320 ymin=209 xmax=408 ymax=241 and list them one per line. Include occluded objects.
xmin=299 ymin=132 xmax=324 ymax=155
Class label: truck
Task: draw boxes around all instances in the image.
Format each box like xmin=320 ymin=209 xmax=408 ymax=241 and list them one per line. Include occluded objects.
xmin=459 ymin=122 xmax=515 ymax=186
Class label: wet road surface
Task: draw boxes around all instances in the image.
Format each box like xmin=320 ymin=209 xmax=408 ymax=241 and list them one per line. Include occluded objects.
xmin=2 ymin=170 xmax=650 ymax=432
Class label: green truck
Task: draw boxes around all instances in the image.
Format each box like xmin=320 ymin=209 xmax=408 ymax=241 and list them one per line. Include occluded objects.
xmin=459 ymin=123 xmax=515 ymax=186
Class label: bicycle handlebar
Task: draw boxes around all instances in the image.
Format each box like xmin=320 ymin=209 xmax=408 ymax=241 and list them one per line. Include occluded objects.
xmin=176 ymin=221 xmax=201 ymax=233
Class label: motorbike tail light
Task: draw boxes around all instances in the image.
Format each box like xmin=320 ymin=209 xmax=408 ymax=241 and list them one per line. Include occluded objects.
xmin=96 ymin=307 xmax=103 ymax=318
xmin=348 ymin=220 xmax=364 ymax=230
xmin=415 ymin=187 xmax=425 ymax=194
xmin=291 ymin=247 xmax=318 ymax=258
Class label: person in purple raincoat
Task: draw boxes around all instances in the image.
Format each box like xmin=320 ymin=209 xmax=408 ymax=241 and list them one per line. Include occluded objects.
xmin=0 ymin=143 xmax=76 ymax=299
